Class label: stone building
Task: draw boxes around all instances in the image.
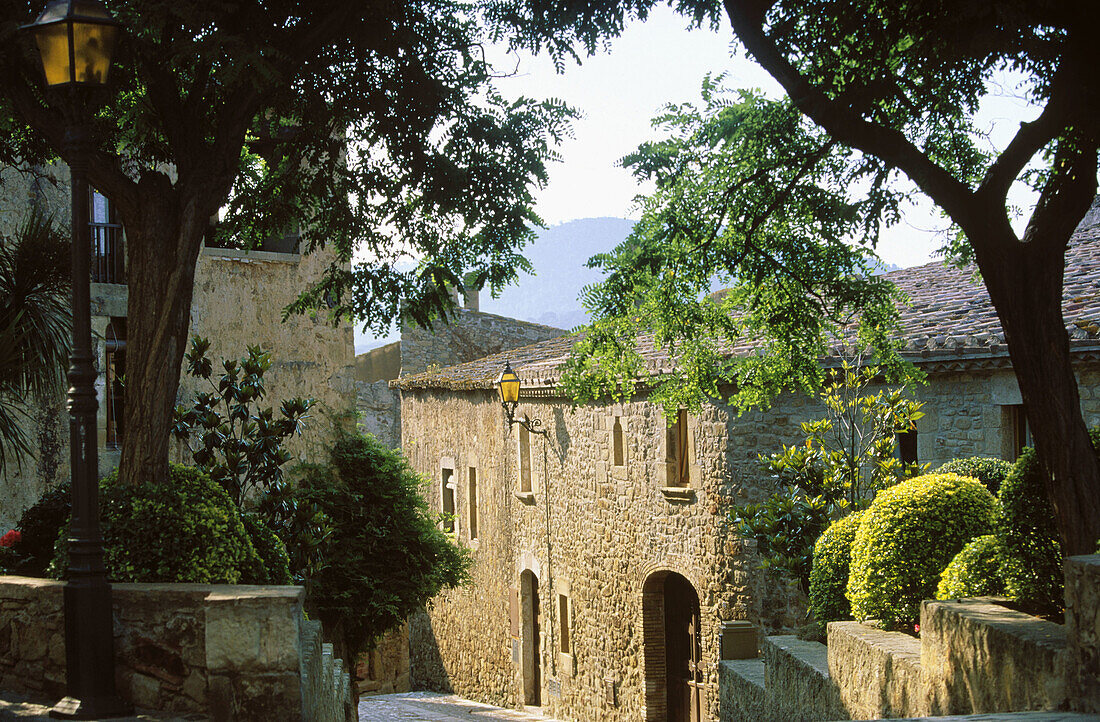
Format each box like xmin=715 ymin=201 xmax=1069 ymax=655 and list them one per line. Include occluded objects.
xmin=0 ymin=163 xmax=357 ymax=529
xmin=394 ymin=219 xmax=1100 ymax=722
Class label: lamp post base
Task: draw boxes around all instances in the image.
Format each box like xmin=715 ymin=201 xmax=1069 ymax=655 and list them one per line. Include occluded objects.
xmin=50 ymin=694 xmax=133 ymax=720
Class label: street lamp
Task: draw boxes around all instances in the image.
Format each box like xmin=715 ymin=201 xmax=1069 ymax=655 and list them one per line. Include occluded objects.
xmin=495 ymin=361 xmax=546 ymax=435
xmin=22 ymin=1 xmax=131 ymax=718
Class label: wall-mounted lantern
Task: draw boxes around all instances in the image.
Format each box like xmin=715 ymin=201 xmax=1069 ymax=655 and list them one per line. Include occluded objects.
xmin=496 ymin=362 xmax=547 ymax=436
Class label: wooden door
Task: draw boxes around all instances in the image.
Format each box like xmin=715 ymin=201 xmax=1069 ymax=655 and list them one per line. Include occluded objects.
xmin=664 ymin=574 xmax=702 ymax=722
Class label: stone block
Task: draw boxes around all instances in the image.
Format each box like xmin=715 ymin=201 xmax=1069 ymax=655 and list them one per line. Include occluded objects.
xmin=205 ymin=587 xmax=303 ymax=673
xmin=762 ymin=635 xmax=847 ymax=722
xmin=921 ymin=598 xmax=1067 ymax=715
xmin=828 ymin=621 xmax=927 ymax=719
xmin=720 ymin=621 xmax=758 ymax=660
xmin=1066 ymin=554 xmax=1100 ymax=713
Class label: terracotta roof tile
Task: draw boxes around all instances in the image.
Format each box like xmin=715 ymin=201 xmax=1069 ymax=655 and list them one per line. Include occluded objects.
xmin=395 ymin=229 xmax=1100 ymax=391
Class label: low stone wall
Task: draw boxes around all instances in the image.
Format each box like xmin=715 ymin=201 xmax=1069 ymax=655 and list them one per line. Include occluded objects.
xmin=0 ymin=576 xmax=352 ymax=721
xmin=763 ymin=636 xmax=846 ymax=721
xmin=828 ymin=621 xmax=927 ymax=719
xmin=1066 ymin=554 xmax=1100 ymax=713
xmin=921 ymin=598 xmax=1067 ymax=715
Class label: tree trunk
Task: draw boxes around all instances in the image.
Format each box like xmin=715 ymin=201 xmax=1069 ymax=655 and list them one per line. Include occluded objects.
xmin=974 ymin=232 xmax=1100 ymax=556
xmin=115 ymin=183 xmax=208 ymax=489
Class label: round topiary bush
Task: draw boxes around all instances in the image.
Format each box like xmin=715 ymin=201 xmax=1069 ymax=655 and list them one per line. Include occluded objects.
xmin=937 ymin=457 xmax=1013 ymax=495
xmin=847 ymin=472 xmax=998 ymax=627
xmin=936 ymin=534 xmax=1005 ymax=599
xmin=809 ymin=510 xmax=865 ymax=625
xmin=50 ymin=464 xmax=263 ymax=584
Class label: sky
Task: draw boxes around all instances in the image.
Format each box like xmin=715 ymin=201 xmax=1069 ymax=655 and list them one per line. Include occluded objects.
xmin=355 ymin=7 xmax=1043 ymax=351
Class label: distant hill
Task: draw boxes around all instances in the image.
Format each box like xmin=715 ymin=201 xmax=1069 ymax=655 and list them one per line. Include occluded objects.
xmin=479 ymin=217 xmax=635 ymax=331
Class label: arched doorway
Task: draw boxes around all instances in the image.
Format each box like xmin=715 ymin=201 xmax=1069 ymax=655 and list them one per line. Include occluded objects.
xmin=643 ymin=571 xmax=702 ymax=722
xmin=519 ymin=569 xmax=541 ymax=706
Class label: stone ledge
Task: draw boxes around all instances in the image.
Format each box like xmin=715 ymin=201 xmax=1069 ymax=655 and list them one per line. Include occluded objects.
xmin=1065 ymin=554 xmax=1100 ymax=714
xmin=921 ymin=598 xmax=1067 ymax=715
xmin=660 ymin=487 xmax=696 ymax=502
xmin=828 ymin=621 xmax=926 ymax=719
xmin=719 ymin=659 xmax=768 ymax=722
xmin=763 ymin=635 xmax=846 ymax=722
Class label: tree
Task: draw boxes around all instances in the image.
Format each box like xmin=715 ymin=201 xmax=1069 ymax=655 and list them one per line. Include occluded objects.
xmin=0 ymin=208 xmax=69 ymax=470
xmin=0 ymin=0 xmax=573 ymax=489
xmin=502 ymin=0 xmax=1100 ymax=555
xmin=171 ymin=336 xmax=313 ymax=508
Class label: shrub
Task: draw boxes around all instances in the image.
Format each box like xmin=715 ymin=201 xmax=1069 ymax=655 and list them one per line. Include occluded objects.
xmin=998 ymin=446 xmax=1065 ymax=612
xmin=937 ymin=457 xmax=1012 ymax=495
xmin=50 ymin=464 xmax=263 ymax=583
xmin=936 ymin=534 xmax=1005 ymax=599
xmin=283 ymin=429 xmax=471 ymax=663
xmin=240 ymin=512 xmax=292 ymax=585
xmin=809 ymin=510 xmax=865 ymax=624
xmin=732 ymin=487 xmax=831 ymax=593
xmin=847 ymin=473 xmax=997 ymax=627
xmin=9 ymin=481 xmax=71 ymax=577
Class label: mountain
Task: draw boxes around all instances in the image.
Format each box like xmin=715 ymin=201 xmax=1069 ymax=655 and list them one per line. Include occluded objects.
xmin=478 ymin=217 xmax=634 ymax=330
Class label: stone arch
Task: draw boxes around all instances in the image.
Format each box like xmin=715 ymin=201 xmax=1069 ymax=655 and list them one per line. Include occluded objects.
xmin=642 ymin=568 xmax=703 ymax=722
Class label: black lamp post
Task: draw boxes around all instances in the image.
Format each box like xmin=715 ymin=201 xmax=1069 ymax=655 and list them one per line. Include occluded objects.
xmin=22 ymin=1 xmax=131 ymax=718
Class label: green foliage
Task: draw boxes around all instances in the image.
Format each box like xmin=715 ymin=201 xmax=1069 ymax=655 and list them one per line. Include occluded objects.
xmin=283 ymin=428 xmax=471 ymax=662
xmin=0 ymin=209 xmax=69 ymax=468
xmin=172 ymin=336 xmax=314 ymax=508
xmin=731 ymin=487 xmax=831 ymax=593
xmin=763 ymin=360 xmax=926 ymax=509
xmin=240 ymin=512 xmax=292 ymax=585
xmin=49 ymin=465 xmax=263 ymax=584
xmin=937 ymin=457 xmax=1012 ymax=495
xmin=559 ymin=83 xmax=914 ymax=415
xmin=936 ymin=534 xmax=1005 ymax=600
xmin=998 ymin=446 xmax=1066 ymax=613
xmin=848 ymin=473 xmax=998 ymax=627
xmin=809 ymin=511 xmax=865 ymax=625
xmin=8 ymin=480 xmax=70 ymax=578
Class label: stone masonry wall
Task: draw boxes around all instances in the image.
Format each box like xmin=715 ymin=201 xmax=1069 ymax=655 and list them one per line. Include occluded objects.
xmin=1066 ymin=555 xmax=1100 ymax=713
xmin=403 ymin=361 xmax=1100 ymax=722
xmin=0 ymin=577 xmax=344 ymax=720
xmin=399 ymin=309 xmax=564 ymax=376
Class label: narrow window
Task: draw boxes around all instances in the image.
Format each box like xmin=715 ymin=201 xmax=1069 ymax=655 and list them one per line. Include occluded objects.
xmin=519 ymin=425 xmax=532 ymax=493
xmin=558 ymin=593 xmax=571 ymax=654
xmin=666 ymin=409 xmax=690 ymax=487
xmin=90 ymin=189 xmax=124 ymax=283
xmin=897 ymin=428 xmax=918 ymax=466
xmin=441 ymin=467 xmax=455 ymax=533
xmin=612 ymin=417 xmax=624 ymax=467
xmin=104 ymin=318 xmax=126 ymax=448
xmin=468 ymin=467 xmax=479 ymax=541
xmin=1008 ymin=404 xmax=1030 ymax=461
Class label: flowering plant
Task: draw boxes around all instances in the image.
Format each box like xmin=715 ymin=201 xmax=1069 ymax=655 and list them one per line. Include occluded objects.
xmin=0 ymin=529 xmax=20 ymax=548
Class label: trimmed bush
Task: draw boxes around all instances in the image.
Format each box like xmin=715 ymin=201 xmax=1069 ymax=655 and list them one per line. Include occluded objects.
xmin=50 ymin=464 xmax=263 ymax=583
xmin=936 ymin=534 xmax=1005 ymax=599
xmin=937 ymin=457 xmax=1012 ymax=495
xmin=998 ymin=446 xmax=1066 ymax=612
xmin=10 ymin=481 xmax=71 ymax=577
xmin=809 ymin=510 xmax=865 ymax=625
xmin=240 ymin=512 xmax=292 ymax=585
xmin=847 ymin=473 xmax=997 ymax=627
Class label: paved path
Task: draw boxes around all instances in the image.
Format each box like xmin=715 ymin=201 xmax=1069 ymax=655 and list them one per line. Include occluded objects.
xmin=358 ymin=692 xmax=558 ymax=722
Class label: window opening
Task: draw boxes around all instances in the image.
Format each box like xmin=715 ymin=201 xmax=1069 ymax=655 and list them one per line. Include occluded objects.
xmin=1009 ymin=404 xmax=1030 ymax=461
xmin=612 ymin=417 xmax=624 ymax=467
xmin=558 ymin=593 xmax=571 ymax=654
xmin=104 ymin=317 xmax=126 ymax=448
xmin=667 ymin=410 xmax=689 ymax=487
xmin=441 ymin=467 xmax=455 ymax=533
xmin=90 ymin=189 xmax=124 ymax=283
xmin=468 ymin=467 xmax=479 ymax=541
xmin=896 ymin=427 xmax=918 ymax=466
xmin=519 ymin=425 xmax=532 ymax=493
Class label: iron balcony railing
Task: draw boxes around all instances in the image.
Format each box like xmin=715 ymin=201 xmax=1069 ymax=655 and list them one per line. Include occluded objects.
xmin=91 ymin=220 xmax=125 ymax=284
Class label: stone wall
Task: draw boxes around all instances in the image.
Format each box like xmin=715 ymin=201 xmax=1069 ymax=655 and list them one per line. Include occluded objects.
xmin=921 ymin=598 xmax=1067 ymax=715
xmin=1066 ymin=554 xmax=1100 ymax=713
xmin=402 ymin=360 xmax=1100 ymax=722
xmin=0 ymin=576 xmax=352 ymax=721
xmin=827 ymin=621 xmax=927 ymax=719
xmin=356 ymin=380 xmax=401 ymax=449
xmin=399 ymin=309 xmax=564 ymax=376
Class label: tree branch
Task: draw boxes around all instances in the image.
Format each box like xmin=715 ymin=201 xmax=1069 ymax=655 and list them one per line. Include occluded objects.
xmin=722 ymin=0 xmax=980 ymax=235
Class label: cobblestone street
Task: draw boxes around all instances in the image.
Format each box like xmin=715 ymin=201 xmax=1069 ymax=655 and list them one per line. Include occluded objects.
xmin=358 ymin=692 xmax=558 ymax=722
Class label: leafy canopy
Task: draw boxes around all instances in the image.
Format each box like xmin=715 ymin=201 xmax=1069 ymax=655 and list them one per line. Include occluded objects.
xmin=0 ymin=0 xmax=576 ymax=331
xmin=559 ymin=81 xmax=908 ymax=414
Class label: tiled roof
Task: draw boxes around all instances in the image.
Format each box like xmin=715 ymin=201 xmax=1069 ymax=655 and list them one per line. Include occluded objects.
xmin=395 ymin=226 xmax=1100 ymax=392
